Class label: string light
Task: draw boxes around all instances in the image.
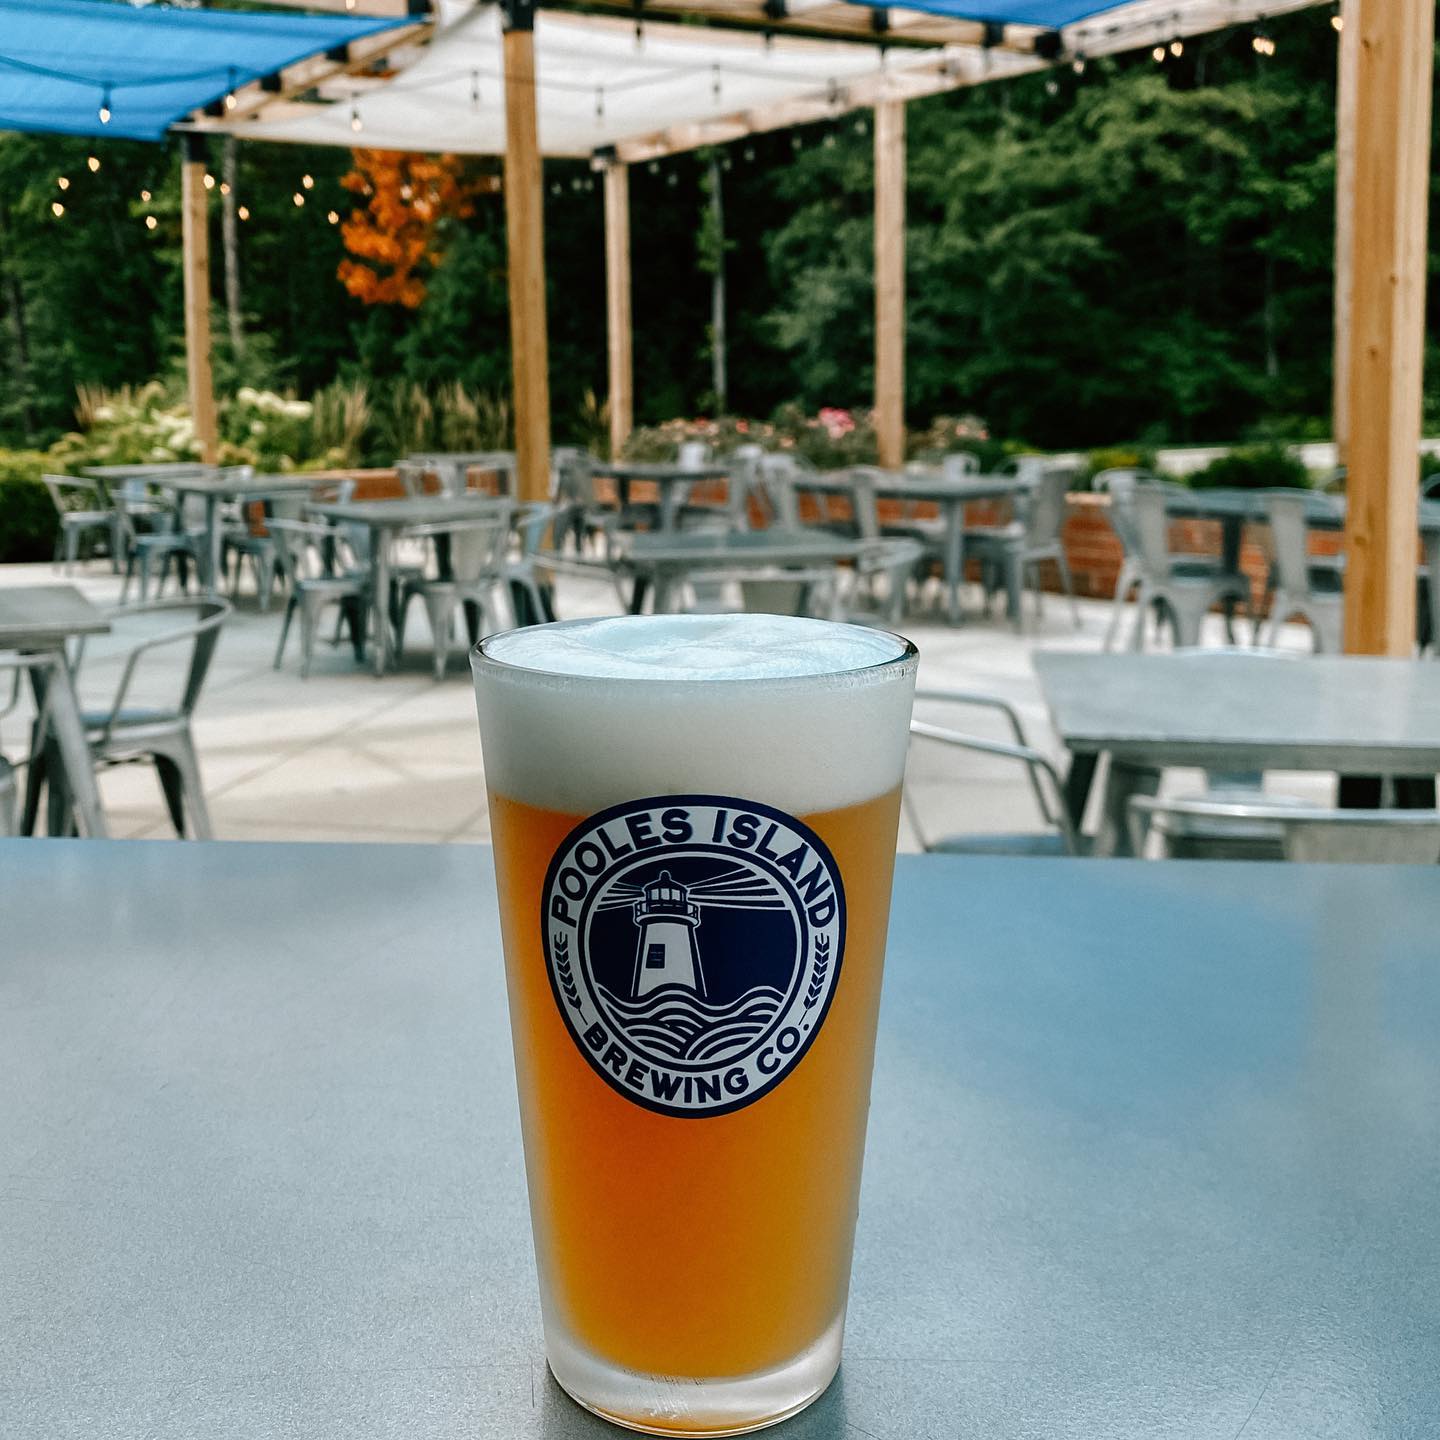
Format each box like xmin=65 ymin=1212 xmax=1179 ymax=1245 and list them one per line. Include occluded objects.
xmin=224 ymin=69 xmax=239 ymax=114
xmin=1045 ymin=78 xmax=1059 ymax=96
xmin=345 ymin=0 xmax=356 ymax=9
xmin=219 ymin=182 xmax=231 ymax=196
xmin=1170 ymin=38 xmax=1184 ymax=56
xmin=1252 ymin=30 xmax=1275 ymax=56
xmin=293 ymin=192 xmax=305 ymax=207
xmin=238 ymin=206 xmax=250 ymax=220
xmin=1152 ymin=44 xmax=1166 ymax=61
xmin=140 ymin=189 xmax=151 ymax=202
xmin=203 ymin=172 xmax=216 ymax=190
xmin=97 ymin=88 xmax=111 ymax=125
xmin=145 ymin=215 xmax=157 ymax=230
xmin=327 ymin=210 xmax=340 ymax=224
xmin=1071 ymin=52 xmax=1087 ymax=75
xmin=302 ymin=174 xmax=315 ymax=190
xmin=56 ymin=176 xmax=70 ymax=191
xmin=87 ymin=156 xmax=100 ymax=173
xmin=51 ymin=201 xmax=64 ymax=218
xmin=1331 ymin=9 xmax=1343 ymax=30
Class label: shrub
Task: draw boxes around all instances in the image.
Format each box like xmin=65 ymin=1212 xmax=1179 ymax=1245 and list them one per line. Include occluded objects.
xmin=1190 ymin=444 xmax=1311 ymax=491
xmin=0 ymin=451 xmax=59 ymax=563
xmin=1083 ymin=446 xmax=1160 ymax=482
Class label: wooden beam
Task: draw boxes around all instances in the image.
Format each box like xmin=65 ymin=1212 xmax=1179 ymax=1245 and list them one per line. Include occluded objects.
xmin=1331 ymin=0 xmax=1358 ymax=466
xmin=502 ymin=7 xmax=552 ymax=504
xmin=1341 ymin=0 xmax=1434 ymax=655
xmin=181 ymin=141 xmax=219 ymax=467
xmin=874 ymin=99 xmax=905 ymax=470
xmin=603 ymin=161 xmax=634 ymax=460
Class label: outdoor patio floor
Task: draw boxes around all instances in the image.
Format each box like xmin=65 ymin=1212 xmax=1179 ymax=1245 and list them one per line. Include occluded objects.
xmin=0 ymin=560 xmax=1329 ymax=849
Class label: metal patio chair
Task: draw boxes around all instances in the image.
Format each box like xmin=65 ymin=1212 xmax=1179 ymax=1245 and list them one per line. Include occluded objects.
xmin=28 ymin=599 xmax=230 ymax=839
xmin=395 ymin=514 xmax=514 ymax=679
xmin=1119 ymin=481 xmax=1253 ymax=649
xmin=905 ymin=688 xmax=1079 ymax=857
xmin=1257 ymin=490 xmax=1345 ymax=652
xmin=965 ymin=465 xmax=1080 ymax=631
xmin=507 ymin=502 xmax=559 ymax=626
xmin=270 ymin=519 xmax=370 ymax=677
xmin=223 ymin=490 xmax=302 ymax=611
xmin=1130 ymin=794 xmax=1440 ymax=864
xmin=117 ymin=485 xmax=208 ymax=603
xmin=42 ymin=475 xmax=115 ymax=572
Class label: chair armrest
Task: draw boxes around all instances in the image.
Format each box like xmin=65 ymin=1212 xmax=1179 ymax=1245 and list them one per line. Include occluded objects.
xmin=913 ymin=687 xmax=1034 ymax=749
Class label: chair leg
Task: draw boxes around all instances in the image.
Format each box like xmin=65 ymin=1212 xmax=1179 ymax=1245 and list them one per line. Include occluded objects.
xmin=172 ymin=734 xmax=213 ymax=840
xmin=423 ymin=592 xmax=455 ymax=680
xmin=274 ymin=595 xmax=298 ymax=669
xmin=63 ymin=524 xmax=81 ymax=574
xmin=154 ymin=755 xmax=189 ymax=837
xmin=1104 ymin=562 xmax=1138 ymax=651
xmin=1006 ymin=553 xmax=1025 ymax=632
xmin=341 ymin=597 xmax=368 ymax=663
xmin=1265 ymin=590 xmax=1293 ymax=648
xmin=1055 ymin=550 xmax=1081 ymax=627
xmin=299 ymin=592 xmax=327 ymax=679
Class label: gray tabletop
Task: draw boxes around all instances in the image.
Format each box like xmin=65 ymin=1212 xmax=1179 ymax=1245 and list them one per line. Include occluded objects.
xmin=81 ymin=463 xmax=213 ymax=481
xmin=0 ymin=583 xmax=109 ymax=647
xmin=867 ymin=473 xmax=1029 ymax=504
xmin=590 ymin=462 xmax=732 ymax=482
xmin=1035 ymin=650 xmax=1440 ymax=772
xmin=1164 ymin=486 xmax=1440 ymax=535
xmin=4 ymin=841 xmax=1438 ymax=1439
xmin=308 ymin=496 xmax=511 ymax=529
xmin=166 ymin=473 xmax=320 ymax=499
xmin=609 ymin=529 xmax=864 ymax=569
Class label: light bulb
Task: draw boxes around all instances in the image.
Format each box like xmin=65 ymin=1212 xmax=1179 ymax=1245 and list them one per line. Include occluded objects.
xmin=327 ymin=210 xmax=339 ymax=225
xmin=87 ymin=156 xmax=100 ymax=172
xmin=145 ymin=215 xmax=157 ymax=230
xmin=1152 ymin=45 xmax=1166 ymax=62
xmin=219 ymin=182 xmax=230 ymax=196
xmin=98 ymin=104 xmax=110 ymax=125
xmin=1071 ymin=55 xmax=1086 ymax=75
xmin=203 ymin=173 xmax=216 ymax=190
xmin=224 ymin=93 xmax=237 ymax=112
xmin=350 ymin=106 xmax=362 ymax=134
xmin=51 ymin=201 xmax=64 ymax=217
xmin=57 ymin=176 xmax=70 ymax=190
xmin=302 ymin=174 xmax=314 ymax=190
xmin=238 ymin=206 xmax=250 ymax=221
xmin=293 ymin=192 xmax=305 ymax=207
xmin=1331 ymin=12 xmax=1343 ymax=30
xmin=140 ymin=189 xmax=151 ymax=202
xmin=1170 ymin=39 xmax=1183 ymax=57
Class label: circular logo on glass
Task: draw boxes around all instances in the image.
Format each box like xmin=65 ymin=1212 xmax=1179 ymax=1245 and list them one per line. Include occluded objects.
xmin=540 ymin=794 xmax=846 ymax=1118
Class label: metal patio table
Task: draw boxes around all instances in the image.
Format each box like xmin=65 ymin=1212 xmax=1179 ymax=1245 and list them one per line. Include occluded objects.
xmin=163 ymin=471 xmax=320 ymax=594
xmin=1035 ymin=650 xmax=1440 ymax=854
xmin=307 ymin=495 xmax=511 ymax=675
xmin=589 ymin=460 xmax=734 ymax=533
xmin=868 ymin=472 xmax=1031 ymax=622
xmin=608 ymin=528 xmax=866 ymax=613
xmin=4 ymin=841 xmax=1438 ymax=1440
xmin=0 ymin=584 xmax=110 ymax=837
xmin=405 ymin=452 xmax=516 ymax=497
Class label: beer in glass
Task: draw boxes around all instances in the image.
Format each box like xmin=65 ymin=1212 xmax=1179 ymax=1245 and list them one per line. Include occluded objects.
xmin=472 ymin=613 xmax=917 ymax=1434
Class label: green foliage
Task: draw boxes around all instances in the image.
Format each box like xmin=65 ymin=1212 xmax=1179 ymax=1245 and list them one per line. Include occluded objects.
xmin=0 ymin=452 xmax=57 ymax=562
xmin=1082 ymin=446 xmax=1161 ymax=481
xmin=1190 ymin=444 xmax=1311 ymax=490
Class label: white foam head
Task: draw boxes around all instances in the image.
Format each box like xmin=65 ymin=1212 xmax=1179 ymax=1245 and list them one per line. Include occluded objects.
xmin=473 ymin=615 xmax=917 ymax=815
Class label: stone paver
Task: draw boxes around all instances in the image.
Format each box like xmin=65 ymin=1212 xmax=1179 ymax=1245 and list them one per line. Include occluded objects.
xmin=0 ymin=559 xmax=1328 ymax=849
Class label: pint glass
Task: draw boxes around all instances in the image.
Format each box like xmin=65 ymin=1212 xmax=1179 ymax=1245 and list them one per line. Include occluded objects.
xmin=472 ymin=614 xmax=917 ymax=1435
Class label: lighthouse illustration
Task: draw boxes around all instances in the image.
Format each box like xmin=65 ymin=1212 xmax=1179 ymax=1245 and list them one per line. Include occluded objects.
xmin=631 ymin=870 xmax=706 ymax=999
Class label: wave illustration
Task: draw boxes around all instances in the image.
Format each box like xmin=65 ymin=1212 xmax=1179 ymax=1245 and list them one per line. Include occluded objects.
xmin=598 ymin=983 xmax=785 ymax=1064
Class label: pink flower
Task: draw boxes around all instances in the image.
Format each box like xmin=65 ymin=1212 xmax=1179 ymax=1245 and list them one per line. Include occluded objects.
xmin=736 ymin=419 xmax=750 ymax=434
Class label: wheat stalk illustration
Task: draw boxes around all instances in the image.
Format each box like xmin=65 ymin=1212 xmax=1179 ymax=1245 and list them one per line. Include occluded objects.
xmin=553 ymin=934 xmax=583 ymax=1008
xmin=803 ymin=935 xmax=830 ymax=1009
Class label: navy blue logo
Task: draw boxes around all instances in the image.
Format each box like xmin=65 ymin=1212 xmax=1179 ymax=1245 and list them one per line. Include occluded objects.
xmin=541 ymin=795 xmax=846 ymax=1117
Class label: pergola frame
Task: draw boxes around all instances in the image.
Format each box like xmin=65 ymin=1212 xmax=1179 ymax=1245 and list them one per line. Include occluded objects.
xmin=175 ymin=0 xmax=1426 ymax=653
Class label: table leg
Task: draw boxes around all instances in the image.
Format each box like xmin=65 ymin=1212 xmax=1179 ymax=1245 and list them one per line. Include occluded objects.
xmin=1062 ymin=751 xmax=1098 ymax=832
xmin=1093 ymin=759 xmax=1161 ymax=858
xmin=661 ymin=485 xmax=683 ymax=535
xmin=1220 ymin=515 xmax=1244 ymax=640
xmin=29 ymin=652 xmax=108 ymax=839
xmin=945 ymin=501 xmax=965 ymax=624
xmin=628 ymin=576 xmax=650 ymax=615
xmin=372 ymin=526 xmax=390 ymax=677
xmin=205 ymin=494 xmax=222 ymax=595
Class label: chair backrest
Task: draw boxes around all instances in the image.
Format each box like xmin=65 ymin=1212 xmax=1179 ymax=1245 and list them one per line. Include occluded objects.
xmin=98 ymin=598 xmax=231 ymax=728
xmin=513 ymin=502 xmax=557 ymax=559
xmin=1021 ymin=467 xmax=1073 ymax=548
xmin=1129 ymin=484 xmax=1182 ymax=579
xmin=941 ymin=452 xmax=980 ymax=479
xmin=447 ymin=516 xmax=513 ymax=586
xmin=752 ymin=454 xmax=802 ymax=529
xmin=268 ymin=519 xmax=337 ymax=584
xmin=397 ymin=461 xmax=432 ymax=498
xmin=1263 ymin=490 xmax=1337 ymax=596
xmin=677 ymin=440 xmax=713 ymax=470
xmin=42 ymin=475 xmax=105 ymax=513
xmin=792 ymin=470 xmax=879 ymax=540
xmin=1133 ymin=793 xmax=1440 ymax=864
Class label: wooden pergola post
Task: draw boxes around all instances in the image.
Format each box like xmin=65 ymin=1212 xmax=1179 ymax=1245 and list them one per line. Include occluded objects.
xmin=873 ymin=100 xmax=906 ymax=470
xmin=1331 ymin=0 xmax=1359 ymax=467
xmin=1341 ymin=0 xmax=1434 ymax=655
xmin=181 ymin=135 xmax=219 ymax=465
xmin=603 ymin=159 xmax=633 ymax=460
xmin=501 ymin=0 xmax=551 ymax=503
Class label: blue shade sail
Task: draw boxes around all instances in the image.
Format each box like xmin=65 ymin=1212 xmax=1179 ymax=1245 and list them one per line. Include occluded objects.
xmin=0 ymin=0 xmax=409 ymax=142
xmin=841 ymin=0 xmax=1130 ymax=27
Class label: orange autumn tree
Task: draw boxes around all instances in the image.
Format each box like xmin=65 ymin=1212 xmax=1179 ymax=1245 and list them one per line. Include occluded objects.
xmin=338 ymin=151 xmax=490 ymax=308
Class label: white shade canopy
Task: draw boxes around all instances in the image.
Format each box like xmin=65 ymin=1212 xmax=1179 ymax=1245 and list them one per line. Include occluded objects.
xmin=194 ymin=0 xmax=1321 ymax=161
